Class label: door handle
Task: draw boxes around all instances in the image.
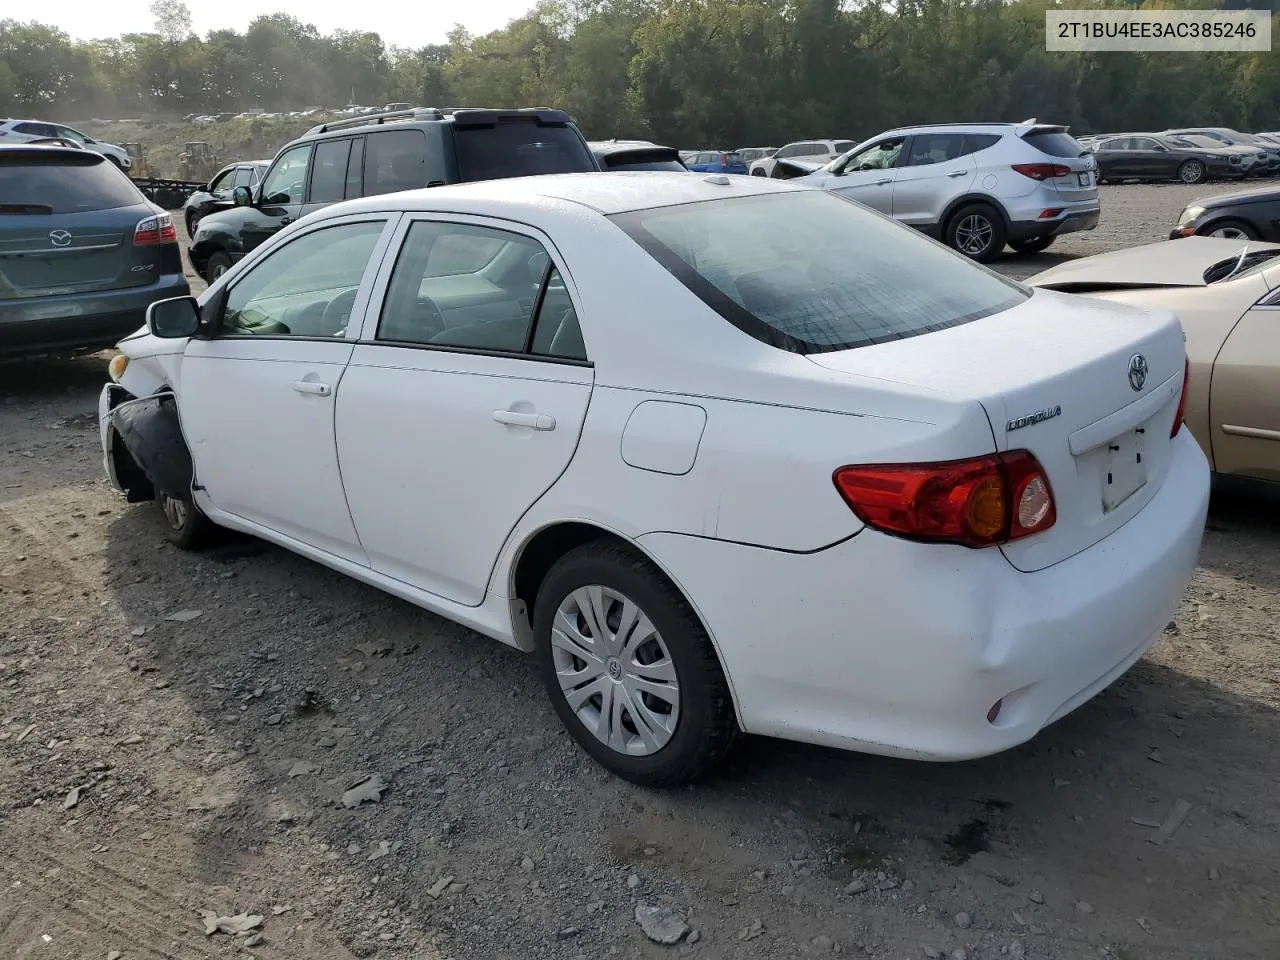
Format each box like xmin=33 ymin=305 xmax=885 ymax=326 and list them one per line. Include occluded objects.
xmin=292 ymin=380 xmax=331 ymax=397
xmin=280 ymin=217 xmax=294 ymax=225
xmin=947 ymin=170 xmax=968 ymax=178
xmin=493 ymin=410 xmax=555 ymax=430
xmin=874 ymin=178 xmax=892 ymax=186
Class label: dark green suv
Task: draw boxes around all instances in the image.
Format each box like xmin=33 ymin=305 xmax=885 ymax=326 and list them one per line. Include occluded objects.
xmin=188 ymin=107 xmax=599 ymax=283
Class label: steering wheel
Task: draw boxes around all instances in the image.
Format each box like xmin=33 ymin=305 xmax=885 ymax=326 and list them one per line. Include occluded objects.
xmin=320 ymin=288 xmax=358 ymax=336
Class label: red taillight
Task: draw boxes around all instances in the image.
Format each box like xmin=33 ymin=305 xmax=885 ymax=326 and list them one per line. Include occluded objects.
xmin=1012 ymin=163 xmax=1071 ymax=181
xmin=1171 ymin=357 xmax=1190 ymax=438
xmin=833 ymin=450 xmax=1056 ymax=548
xmin=134 ymin=213 xmax=176 ymax=246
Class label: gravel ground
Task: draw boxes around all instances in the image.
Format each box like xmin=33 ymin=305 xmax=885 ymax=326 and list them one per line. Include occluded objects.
xmin=2 ymin=183 xmax=1278 ymax=960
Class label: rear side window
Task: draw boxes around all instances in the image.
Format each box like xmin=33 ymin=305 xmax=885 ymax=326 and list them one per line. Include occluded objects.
xmin=611 ymin=191 xmax=1026 ymax=355
xmin=1022 ymin=130 xmax=1086 ymax=158
xmin=309 ymin=138 xmax=351 ymax=203
xmin=0 ymin=155 xmax=143 ymax=214
xmin=964 ymin=133 xmax=1001 ymax=152
xmin=452 ymin=121 xmax=595 ymax=181
xmin=835 ymin=141 xmax=856 ymax=153
xmin=364 ymin=129 xmax=427 ymax=197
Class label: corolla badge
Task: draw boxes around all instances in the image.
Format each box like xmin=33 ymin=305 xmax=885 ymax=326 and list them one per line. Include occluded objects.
xmin=1007 ymin=405 xmax=1062 ymax=432
xmin=1127 ymin=353 xmax=1149 ymax=392
xmin=48 ymin=229 xmax=72 ymax=247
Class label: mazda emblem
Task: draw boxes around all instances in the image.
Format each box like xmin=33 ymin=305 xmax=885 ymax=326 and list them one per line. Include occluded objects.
xmin=48 ymin=229 xmax=72 ymax=247
xmin=1127 ymin=353 xmax=1148 ymax=392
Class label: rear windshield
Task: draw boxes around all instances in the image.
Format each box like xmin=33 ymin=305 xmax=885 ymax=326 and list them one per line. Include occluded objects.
xmin=610 ymin=190 xmax=1027 ymax=354
xmin=0 ymin=154 xmax=143 ymax=214
xmin=601 ymin=158 xmax=686 ymax=172
xmin=1022 ymin=130 xmax=1086 ymax=158
xmin=453 ymin=122 xmax=597 ymax=181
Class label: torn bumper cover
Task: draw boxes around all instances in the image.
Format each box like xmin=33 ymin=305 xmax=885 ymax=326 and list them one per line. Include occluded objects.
xmin=109 ymin=392 xmax=194 ymax=502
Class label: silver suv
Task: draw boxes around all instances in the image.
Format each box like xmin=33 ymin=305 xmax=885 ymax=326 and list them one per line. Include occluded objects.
xmin=793 ymin=121 xmax=1099 ymax=261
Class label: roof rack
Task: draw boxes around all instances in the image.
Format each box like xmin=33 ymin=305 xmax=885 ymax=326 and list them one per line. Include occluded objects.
xmin=307 ymin=107 xmax=444 ymax=135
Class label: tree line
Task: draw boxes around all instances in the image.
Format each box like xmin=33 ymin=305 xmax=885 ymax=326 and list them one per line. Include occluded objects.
xmin=2 ymin=0 xmax=1279 ymax=148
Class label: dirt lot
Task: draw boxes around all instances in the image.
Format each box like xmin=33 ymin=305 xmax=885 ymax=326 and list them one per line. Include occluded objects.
xmin=2 ymin=183 xmax=1278 ymax=960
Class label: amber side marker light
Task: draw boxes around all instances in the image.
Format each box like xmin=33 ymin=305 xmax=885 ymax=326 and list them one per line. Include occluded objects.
xmin=108 ymin=355 xmax=129 ymax=382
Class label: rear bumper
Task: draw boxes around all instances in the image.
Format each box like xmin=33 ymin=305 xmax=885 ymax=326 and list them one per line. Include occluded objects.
xmin=0 ymin=275 xmax=189 ymax=357
xmin=1007 ymin=204 xmax=1100 ymax=242
xmin=638 ymin=430 xmax=1209 ymax=761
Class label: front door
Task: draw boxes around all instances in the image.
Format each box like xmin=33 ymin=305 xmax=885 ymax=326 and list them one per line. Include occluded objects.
xmin=336 ymin=216 xmax=594 ymax=605
xmin=824 ymin=137 xmax=905 ymax=215
xmin=241 ymin=144 xmax=311 ymax=255
xmin=177 ymin=216 xmax=395 ymax=561
xmin=1210 ymin=297 xmax=1280 ymax=481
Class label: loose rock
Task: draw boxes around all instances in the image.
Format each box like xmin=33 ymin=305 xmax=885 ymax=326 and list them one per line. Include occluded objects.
xmin=340 ymin=774 xmax=387 ymax=808
xmin=521 ymin=856 xmax=535 ymax=872
xmin=845 ymin=879 xmax=868 ymax=895
xmin=425 ymin=875 xmax=455 ymax=899
xmin=1029 ymin=890 xmax=1044 ymax=904
xmin=924 ymin=948 xmax=942 ymax=959
xmin=738 ymin=919 xmax=765 ymax=941
xmin=955 ymin=912 xmax=972 ymax=929
xmin=627 ymin=873 xmax=641 ymax=890
xmin=288 ymin=760 xmax=318 ymax=777
xmin=199 ymin=911 xmax=264 ymax=936
xmin=1077 ymin=901 xmax=1095 ymax=915
xmin=634 ymin=903 xmax=690 ymax=945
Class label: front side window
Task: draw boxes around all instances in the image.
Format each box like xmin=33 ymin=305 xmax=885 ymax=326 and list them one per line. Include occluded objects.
xmin=232 ymin=166 xmax=256 ymax=188
xmin=260 ymin=145 xmax=311 ymax=205
xmin=55 ymin=125 xmax=89 ymax=144
xmin=843 ymin=138 xmax=905 ymax=172
xmin=377 ymin=220 xmax=585 ymax=359
xmin=611 ymin=191 xmax=1026 ymax=355
xmin=220 ymin=221 xmax=385 ymax=338
xmin=208 ymin=167 xmax=235 ymax=193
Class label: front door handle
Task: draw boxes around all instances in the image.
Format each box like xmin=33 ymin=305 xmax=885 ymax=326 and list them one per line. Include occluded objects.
xmin=874 ymin=178 xmax=892 ymax=186
xmin=947 ymin=170 xmax=968 ymax=178
xmin=280 ymin=217 xmax=294 ymax=226
xmin=292 ymin=380 xmax=331 ymax=396
xmin=493 ymin=410 xmax=555 ymax=430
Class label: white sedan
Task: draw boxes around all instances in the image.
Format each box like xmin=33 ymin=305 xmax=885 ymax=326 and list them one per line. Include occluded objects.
xmin=98 ymin=172 xmax=1209 ymax=786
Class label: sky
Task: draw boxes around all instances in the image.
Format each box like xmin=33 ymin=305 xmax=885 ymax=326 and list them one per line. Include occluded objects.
xmin=32 ymin=0 xmax=536 ymax=48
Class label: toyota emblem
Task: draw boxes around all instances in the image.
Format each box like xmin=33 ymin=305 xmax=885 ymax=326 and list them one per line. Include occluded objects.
xmin=1127 ymin=353 xmax=1148 ymax=392
xmin=48 ymin=229 xmax=72 ymax=247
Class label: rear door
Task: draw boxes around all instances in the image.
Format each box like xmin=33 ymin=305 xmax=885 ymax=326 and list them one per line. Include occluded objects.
xmin=0 ymin=151 xmax=158 ymax=300
xmin=1020 ymin=125 xmax=1097 ymax=199
xmin=891 ymin=132 xmax=977 ymax=227
xmin=336 ymin=215 xmax=593 ymax=605
xmin=1210 ymin=288 xmax=1280 ymax=480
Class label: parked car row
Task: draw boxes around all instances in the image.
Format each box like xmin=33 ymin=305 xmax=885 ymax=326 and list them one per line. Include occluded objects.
xmin=1078 ymin=127 xmax=1280 ymax=182
xmin=0 ymin=117 xmax=133 ymax=170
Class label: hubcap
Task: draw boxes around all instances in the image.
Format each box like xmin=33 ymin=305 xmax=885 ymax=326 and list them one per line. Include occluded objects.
xmin=1210 ymin=226 xmax=1248 ymax=239
xmin=955 ymin=215 xmax=993 ymax=256
xmin=161 ymin=494 xmax=188 ymax=531
xmin=1181 ymin=162 xmax=1202 ymax=183
xmin=551 ymin=585 xmax=680 ymax=757
xmin=211 ymin=263 xmax=227 ymax=280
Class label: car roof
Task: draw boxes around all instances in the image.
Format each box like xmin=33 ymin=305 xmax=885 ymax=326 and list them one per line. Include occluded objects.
xmin=0 ymin=143 xmax=101 ymax=161
xmin=333 ymin=170 xmax=805 ymax=218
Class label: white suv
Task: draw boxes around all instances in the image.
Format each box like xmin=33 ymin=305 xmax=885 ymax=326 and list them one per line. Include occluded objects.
xmin=792 ymin=121 xmax=1099 ymax=261
xmin=0 ymin=119 xmax=132 ymax=171
xmin=748 ymin=139 xmax=856 ymax=178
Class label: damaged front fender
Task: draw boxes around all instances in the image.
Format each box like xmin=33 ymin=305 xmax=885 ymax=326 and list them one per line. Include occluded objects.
xmin=110 ymin=392 xmax=194 ymax=502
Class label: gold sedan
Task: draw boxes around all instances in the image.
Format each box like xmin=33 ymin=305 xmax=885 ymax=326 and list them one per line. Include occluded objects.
xmin=1029 ymin=237 xmax=1280 ymax=482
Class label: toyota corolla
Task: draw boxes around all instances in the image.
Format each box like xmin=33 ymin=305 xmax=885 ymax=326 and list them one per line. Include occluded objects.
xmin=96 ymin=172 xmax=1209 ymax=786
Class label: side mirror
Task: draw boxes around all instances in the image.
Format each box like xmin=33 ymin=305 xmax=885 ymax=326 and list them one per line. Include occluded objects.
xmin=232 ymin=185 xmax=253 ymax=207
xmin=147 ymin=296 xmax=201 ymax=339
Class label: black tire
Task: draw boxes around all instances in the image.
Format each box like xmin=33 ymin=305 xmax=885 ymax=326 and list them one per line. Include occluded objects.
xmin=107 ymin=155 xmax=125 ymax=170
xmin=944 ymin=203 xmax=1007 ymax=262
xmin=204 ymin=250 xmax=232 ymax=284
xmin=533 ymin=541 xmax=737 ymax=787
xmin=185 ymin=210 xmax=197 ymax=237
xmin=1197 ymin=218 xmax=1259 ymax=241
xmin=157 ymin=492 xmax=215 ymax=550
xmin=751 ymin=168 xmax=767 ymax=177
xmin=1177 ymin=160 xmax=1207 ymax=185
xmin=1008 ymin=235 xmax=1056 ymax=255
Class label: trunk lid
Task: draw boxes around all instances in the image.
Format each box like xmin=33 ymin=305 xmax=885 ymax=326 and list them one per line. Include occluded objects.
xmin=1018 ymin=124 xmax=1099 ymax=200
xmin=807 ymin=289 xmax=1187 ymax=572
xmin=0 ymin=148 xmax=160 ymax=298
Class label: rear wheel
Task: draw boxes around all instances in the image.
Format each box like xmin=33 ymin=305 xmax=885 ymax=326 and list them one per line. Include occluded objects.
xmin=158 ymin=492 xmax=215 ymax=550
xmin=945 ymin=204 xmax=1007 ymax=263
xmin=1008 ymin=235 xmax=1056 ymax=255
xmin=1177 ymin=160 xmax=1207 ymax=185
xmin=204 ymin=251 xmax=232 ymax=283
xmin=751 ymin=168 xmax=766 ymax=177
xmin=533 ymin=541 xmax=737 ymax=787
xmin=1201 ymin=219 xmax=1259 ymax=241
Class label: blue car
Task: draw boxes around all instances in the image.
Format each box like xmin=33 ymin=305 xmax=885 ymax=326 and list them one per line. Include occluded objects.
xmin=683 ymin=150 xmax=749 ymax=175
xmin=0 ymin=144 xmax=189 ymax=357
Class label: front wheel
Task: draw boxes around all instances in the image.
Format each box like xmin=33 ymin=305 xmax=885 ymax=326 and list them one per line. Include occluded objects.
xmin=204 ymin=250 xmax=232 ymax=284
xmin=158 ymin=492 xmax=215 ymax=549
xmin=1008 ymin=235 xmax=1056 ymax=255
xmin=945 ymin=204 xmax=1007 ymax=262
xmin=1200 ymin=218 xmax=1259 ymax=241
xmin=1177 ymin=160 xmax=1206 ymax=185
xmin=534 ymin=541 xmax=737 ymax=786
xmin=751 ymin=168 xmax=766 ymax=177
